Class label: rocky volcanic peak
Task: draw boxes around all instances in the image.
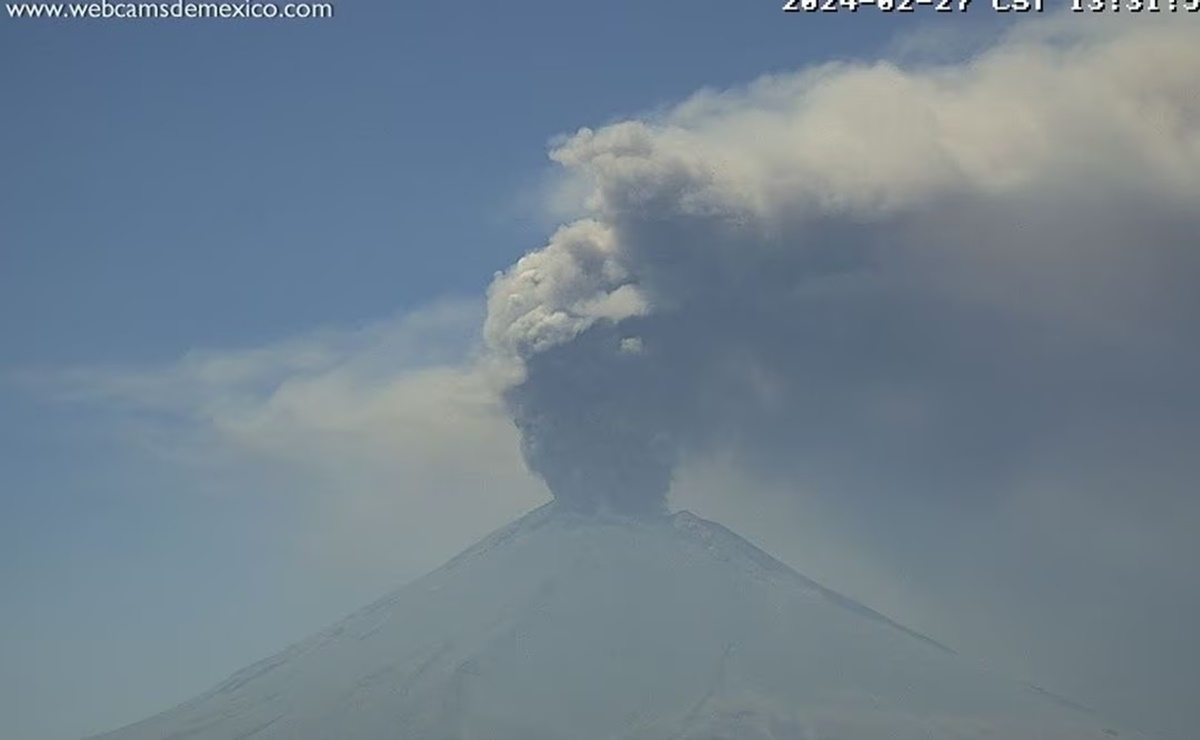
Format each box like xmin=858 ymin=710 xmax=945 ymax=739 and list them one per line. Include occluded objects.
xmin=91 ymin=505 xmax=1140 ymax=740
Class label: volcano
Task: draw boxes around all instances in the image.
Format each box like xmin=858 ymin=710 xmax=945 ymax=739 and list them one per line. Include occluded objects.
xmin=91 ymin=505 xmax=1137 ymax=740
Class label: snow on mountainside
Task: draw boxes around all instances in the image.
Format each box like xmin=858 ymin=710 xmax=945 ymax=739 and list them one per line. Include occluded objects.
xmin=90 ymin=505 xmax=1141 ymax=740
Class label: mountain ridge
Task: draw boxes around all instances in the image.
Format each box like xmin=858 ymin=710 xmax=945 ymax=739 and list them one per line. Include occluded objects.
xmin=89 ymin=503 xmax=1138 ymax=740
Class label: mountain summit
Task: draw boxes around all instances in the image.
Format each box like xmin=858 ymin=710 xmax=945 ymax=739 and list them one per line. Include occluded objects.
xmin=92 ymin=505 xmax=1136 ymax=740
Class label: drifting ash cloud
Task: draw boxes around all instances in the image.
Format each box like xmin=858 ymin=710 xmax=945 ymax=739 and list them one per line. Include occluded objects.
xmin=40 ymin=300 xmax=545 ymax=576
xmin=486 ymin=18 xmax=1200 ymax=517
xmin=482 ymin=22 xmax=1200 ymax=736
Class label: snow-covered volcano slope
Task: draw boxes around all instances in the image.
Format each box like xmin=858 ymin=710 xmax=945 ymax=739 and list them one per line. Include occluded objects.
xmin=91 ymin=505 xmax=1138 ymax=740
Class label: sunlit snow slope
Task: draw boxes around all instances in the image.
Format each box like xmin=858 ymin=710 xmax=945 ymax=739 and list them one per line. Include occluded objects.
xmin=91 ymin=505 xmax=1140 ymax=740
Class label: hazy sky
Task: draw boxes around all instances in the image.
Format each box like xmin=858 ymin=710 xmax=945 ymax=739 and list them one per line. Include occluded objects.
xmin=3 ymin=5 xmax=1197 ymax=740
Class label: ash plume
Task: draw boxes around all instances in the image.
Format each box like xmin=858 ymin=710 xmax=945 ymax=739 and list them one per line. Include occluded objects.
xmin=485 ymin=20 xmax=1200 ymax=517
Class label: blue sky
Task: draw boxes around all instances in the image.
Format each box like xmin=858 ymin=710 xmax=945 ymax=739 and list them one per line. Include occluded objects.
xmin=11 ymin=5 xmax=1199 ymax=740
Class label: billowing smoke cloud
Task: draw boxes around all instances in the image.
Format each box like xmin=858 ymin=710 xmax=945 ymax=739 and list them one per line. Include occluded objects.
xmin=485 ymin=18 xmax=1200 ymax=517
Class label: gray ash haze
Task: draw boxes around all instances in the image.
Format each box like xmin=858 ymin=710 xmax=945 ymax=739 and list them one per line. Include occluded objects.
xmin=486 ymin=19 xmax=1200 ymax=520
